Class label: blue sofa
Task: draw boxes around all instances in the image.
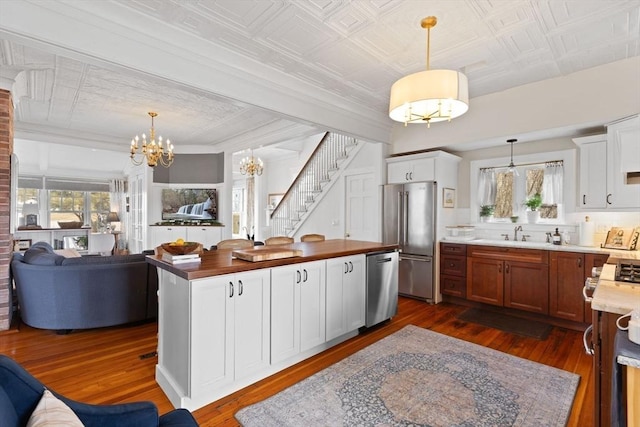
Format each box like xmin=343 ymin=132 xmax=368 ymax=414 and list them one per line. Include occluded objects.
xmin=0 ymin=354 xmax=198 ymax=426
xmin=10 ymin=242 xmax=158 ymax=332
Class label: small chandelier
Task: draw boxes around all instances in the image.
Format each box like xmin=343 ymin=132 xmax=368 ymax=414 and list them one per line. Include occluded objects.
xmin=389 ymin=16 xmax=469 ymax=127
xmin=130 ymin=112 xmax=174 ymax=168
xmin=239 ymin=150 xmax=264 ymax=176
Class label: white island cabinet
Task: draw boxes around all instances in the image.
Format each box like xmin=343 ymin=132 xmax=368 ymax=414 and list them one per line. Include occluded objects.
xmin=149 ymin=239 xmax=398 ymax=411
xmin=326 ymin=254 xmax=365 ymax=341
xmin=156 ymin=269 xmax=270 ymax=410
xmin=271 ymin=260 xmax=326 ymax=364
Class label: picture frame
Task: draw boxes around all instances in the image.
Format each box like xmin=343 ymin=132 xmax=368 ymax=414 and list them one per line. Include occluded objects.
xmin=443 ymin=188 xmax=455 ymax=208
xmin=267 ymin=193 xmax=284 ymax=209
xmin=16 ymin=239 xmax=32 ymax=251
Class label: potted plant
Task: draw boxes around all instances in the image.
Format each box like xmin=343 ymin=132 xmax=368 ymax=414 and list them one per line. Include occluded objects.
xmin=524 ymin=193 xmax=542 ymax=223
xmin=479 ymin=204 xmax=495 ymax=222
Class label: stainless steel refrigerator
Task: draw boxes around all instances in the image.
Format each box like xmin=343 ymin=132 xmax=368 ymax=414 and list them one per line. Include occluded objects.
xmin=382 ymin=181 xmax=436 ymax=301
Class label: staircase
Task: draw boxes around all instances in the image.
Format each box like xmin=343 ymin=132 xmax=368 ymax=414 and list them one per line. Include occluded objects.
xmin=270 ymin=132 xmax=361 ymax=237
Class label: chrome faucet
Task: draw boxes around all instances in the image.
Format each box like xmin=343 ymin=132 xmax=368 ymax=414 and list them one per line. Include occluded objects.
xmin=514 ymin=225 xmax=523 ymax=241
xmin=546 ymin=232 xmax=553 ymax=243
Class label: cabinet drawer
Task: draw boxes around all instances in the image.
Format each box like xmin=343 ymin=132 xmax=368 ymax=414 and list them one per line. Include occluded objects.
xmin=440 ymin=242 xmax=467 ymax=255
xmin=440 ymin=275 xmax=466 ymax=298
xmin=440 ymin=255 xmax=466 ymax=276
xmin=468 ymin=245 xmax=548 ymax=264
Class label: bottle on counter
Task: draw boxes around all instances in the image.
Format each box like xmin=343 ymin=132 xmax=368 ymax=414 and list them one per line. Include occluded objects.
xmin=553 ymin=228 xmax=562 ymax=245
xmin=561 ymin=230 xmax=570 ymax=245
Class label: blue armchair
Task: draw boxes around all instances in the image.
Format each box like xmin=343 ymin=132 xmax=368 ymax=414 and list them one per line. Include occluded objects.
xmin=0 ymin=354 xmax=198 ymax=426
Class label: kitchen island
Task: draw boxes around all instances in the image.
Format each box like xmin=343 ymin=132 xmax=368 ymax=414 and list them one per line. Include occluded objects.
xmin=147 ymin=239 xmax=397 ymax=411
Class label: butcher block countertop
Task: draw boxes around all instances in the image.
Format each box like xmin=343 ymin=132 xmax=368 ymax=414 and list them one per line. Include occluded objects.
xmin=147 ymin=239 xmax=398 ymax=280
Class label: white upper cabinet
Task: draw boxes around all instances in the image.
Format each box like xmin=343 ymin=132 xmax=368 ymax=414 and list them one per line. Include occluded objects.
xmin=574 ymin=134 xmax=608 ymax=209
xmin=388 ymin=157 xmax=435 ymax=183
xmin=574 ymin=115 xmax=640 ymax=210
xmin=606 ymin=115 xmax=640 ymax=208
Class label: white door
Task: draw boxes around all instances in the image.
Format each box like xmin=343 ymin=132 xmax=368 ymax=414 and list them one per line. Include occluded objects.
xmin=345 ymin=172 xmax=377 ymax=241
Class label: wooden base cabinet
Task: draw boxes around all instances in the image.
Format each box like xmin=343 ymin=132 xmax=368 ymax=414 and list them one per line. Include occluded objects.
xmin=466 ymin=245 xmax=549 ymax=314
xmin=326 ymin=255 xmax=365 ymax=341
xmin=549 ymin=251 xmax=586 ymax=321
xmin=439 ymin=243 xmax=467 ymax=298
xmin=271 ymin=261 xmax=326 ymax=364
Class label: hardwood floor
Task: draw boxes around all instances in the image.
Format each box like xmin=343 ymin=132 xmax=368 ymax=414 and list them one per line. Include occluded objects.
xmin=0 ymin=297 xmax=594 ymax=426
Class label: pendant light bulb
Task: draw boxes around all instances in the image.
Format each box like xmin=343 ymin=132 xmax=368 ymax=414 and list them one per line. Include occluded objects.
xmin=507 ymin=139 xmax=519 ymax=176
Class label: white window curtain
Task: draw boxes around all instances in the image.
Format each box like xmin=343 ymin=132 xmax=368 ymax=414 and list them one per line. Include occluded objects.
xmin=109 ymin=179 xmax=127 ymax=247
xmin=542 ymin=161 xmax=563 ymax=205
xmin=478 ymin=168 xmax=497 ymax=207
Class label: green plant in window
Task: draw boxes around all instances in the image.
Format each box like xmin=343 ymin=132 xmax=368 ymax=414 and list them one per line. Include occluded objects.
xmin=479 ymin=205 xmax=495 ymax=217
xmin=524 ymin=193 xmax=542 ymax=211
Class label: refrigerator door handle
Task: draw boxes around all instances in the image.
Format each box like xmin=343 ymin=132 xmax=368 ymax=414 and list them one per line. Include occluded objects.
xmin=397 ymin=191 xmax=403 ymax=245
xmin=404 ymin=191 xmax=409 ymax=246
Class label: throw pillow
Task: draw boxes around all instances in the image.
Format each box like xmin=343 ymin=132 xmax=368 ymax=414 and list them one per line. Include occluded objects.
xmin=27 ymin=389 xmax=83 ymax=427
xmin=54 ymin=248 xmax=82 ymax=258
xmin=23 ymin=249 xmax=65 ymax=266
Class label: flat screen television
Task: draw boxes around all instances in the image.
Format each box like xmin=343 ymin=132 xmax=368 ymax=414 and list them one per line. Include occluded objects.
xmin=162 ymin=189 xmax=217 ymax=221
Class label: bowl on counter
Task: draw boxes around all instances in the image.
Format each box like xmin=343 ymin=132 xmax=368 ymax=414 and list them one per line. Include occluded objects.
xmin=161 ymin=242 xmax=199 ymax=255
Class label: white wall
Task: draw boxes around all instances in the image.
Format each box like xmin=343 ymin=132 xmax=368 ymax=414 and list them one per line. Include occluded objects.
xmin=391 ymin=57 xmax=640 ymax=154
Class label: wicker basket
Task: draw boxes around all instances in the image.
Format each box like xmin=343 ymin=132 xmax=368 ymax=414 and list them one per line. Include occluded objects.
xmin=57 ymin=221 xmax=84 ymax=229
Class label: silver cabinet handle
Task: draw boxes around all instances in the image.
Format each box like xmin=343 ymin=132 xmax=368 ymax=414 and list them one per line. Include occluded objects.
xmin=238 ymin=280 xmax=243 ymax=296
xmin=583 ymin=325 xmax=594 ymax=355
xmin=296 ymin=270 xmax=301 ymax=283
xmin=229 ymin=281 xmax=234 ymax=298
xmin=303 ymin=269 xmax=308 ymax=282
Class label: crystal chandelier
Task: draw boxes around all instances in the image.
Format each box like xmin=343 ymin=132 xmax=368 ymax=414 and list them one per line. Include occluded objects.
xmin=389 ymin=16 xmax=469 ymax=127
xmin=239 ymin=150 xmax=264 ymax=176
xmin=130 ymin=112 xmax=175 ymax=168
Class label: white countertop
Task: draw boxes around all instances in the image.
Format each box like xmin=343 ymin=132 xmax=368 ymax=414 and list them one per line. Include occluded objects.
xmin=592 ymin=264 xmax=640 ymax=315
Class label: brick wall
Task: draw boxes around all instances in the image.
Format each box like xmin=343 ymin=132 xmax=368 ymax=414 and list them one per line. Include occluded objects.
xmin=0 ymin=89 xmax=14 ymax=330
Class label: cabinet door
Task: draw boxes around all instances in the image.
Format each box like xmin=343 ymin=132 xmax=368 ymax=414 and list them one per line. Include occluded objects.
xmin=387 ymin=162 xmax=412 ymax=183
xmin=325 ymin=258 xmax=347 ymax=341
xmin=344 ymin=255 xmax=365 ymax=332
xmin=270 ymin=265 xmax=300 ymax=364
xmin=411 ymin=157 xmax=435 ymax=182
xmin=607 ymin=115 xmax=640 ymax=208
xmin=549 ymin=251 xmax=585 ymax=321
xmin=578 ymin=139 xmax=607 ymax=209
xmin=187 ymin=227 xmax=222 ymax=249
xmin=233 ymin=270 xmax=270 ymax=381
xmin=191 ymin=275 xmax=234 ymax=395
xmin=466 ymin=257 xmax=503 ymax=306
xmin=441 ymin=275 xmax=466 ymax=298
xmin=299 ymin=261 xmax=326 ymax=352
xmin=504 ymin=261 xmax=549 ymax=314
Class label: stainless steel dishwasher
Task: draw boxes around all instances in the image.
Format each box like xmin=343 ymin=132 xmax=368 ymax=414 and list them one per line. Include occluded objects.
xmin=365 ymin=251 xmax=399 ymax=327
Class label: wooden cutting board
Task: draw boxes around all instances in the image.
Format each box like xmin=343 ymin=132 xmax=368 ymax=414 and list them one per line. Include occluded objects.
xmin=232 ymin=247 xmax=303 ymax=262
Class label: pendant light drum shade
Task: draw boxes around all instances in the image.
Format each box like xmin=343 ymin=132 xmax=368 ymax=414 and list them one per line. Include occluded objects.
xmin=389 ymin=69 xmax=469 ymax=124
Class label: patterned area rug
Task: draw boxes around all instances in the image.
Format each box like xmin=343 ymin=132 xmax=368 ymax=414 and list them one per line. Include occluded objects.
xmin=235 ymin=325 xmax=579 ymax=427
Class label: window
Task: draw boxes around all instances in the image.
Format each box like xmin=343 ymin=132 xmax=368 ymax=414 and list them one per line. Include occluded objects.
xmin=17 ymin=176 xmax=111 ymax=230
xmin=478 ymin=161 xmax=564 ymax=220
xmin=469 ymin=149 xmax=577 ymax=224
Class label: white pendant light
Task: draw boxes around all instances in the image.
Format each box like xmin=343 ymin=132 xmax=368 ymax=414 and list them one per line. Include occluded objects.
xmin=389 ymin=16 xmax=469 ymax=127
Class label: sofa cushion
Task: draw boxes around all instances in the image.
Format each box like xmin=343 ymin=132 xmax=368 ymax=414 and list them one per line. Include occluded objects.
xmin=27 ymin=390 xmax=83 ymax=427
xmin=23 ymin=247 xmax=65 ymax=266
xmin=0 ymin=387 xmax=18 ymax=427
xmin=60 ymin=253 xmax=146 ymax=266
xmin=54 ymin=248 xmax=82 ymax=258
